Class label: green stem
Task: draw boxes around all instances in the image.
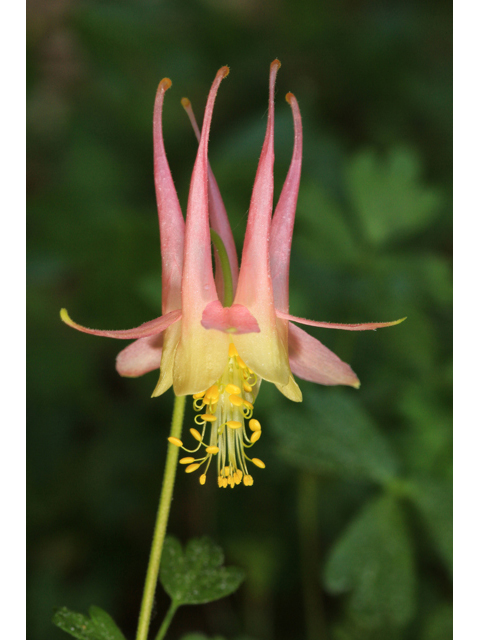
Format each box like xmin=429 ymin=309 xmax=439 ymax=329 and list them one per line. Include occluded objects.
xmin=210 ymin=229 xmax=234 ymax=307
xmin=154 ymin=601 xmax=179 ymax=640
xmin=135 ymin=394 xmax=187 ymax=640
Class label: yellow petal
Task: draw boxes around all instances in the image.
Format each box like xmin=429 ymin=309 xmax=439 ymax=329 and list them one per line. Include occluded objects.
xmin=151 ymin=322 xmax=182 ymax=397
xmin=173 ymin=324 xmax=229 ymax=396
xmin=275 ymin=373 xmax=303 ymax=402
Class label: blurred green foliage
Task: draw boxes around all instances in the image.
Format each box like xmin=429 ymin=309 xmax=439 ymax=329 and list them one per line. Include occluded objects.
xmin=27 ymin=0 xmax=451 ymax=639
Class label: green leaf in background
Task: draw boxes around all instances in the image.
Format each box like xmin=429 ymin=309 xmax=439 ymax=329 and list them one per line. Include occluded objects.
xmin=271 ymin=389 xmax=398 ymax=484
xmin=160 ymin=536 xmax=245 ymax=606
xmin=52 ymin=606 xmax=126 ymax=640
xmin=323 ymin=494 xmax=415 ymax=628
xmin=406 ymin=478 xmax=453 ymax=576
xmin=420 ymin=604 xmax=453 ymax=640
xmin=346 ymin=147 xmax=442 ymax=245
xmin=295 ymin=182 xmax=359 ymax=266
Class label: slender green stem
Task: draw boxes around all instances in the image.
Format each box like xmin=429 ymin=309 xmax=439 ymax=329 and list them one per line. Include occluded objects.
xmin=154 ymin=601 xmax=179 ymax=640
xmin=210 ymin=229 xmax=234 ymax=307
xmin=135 ymin=394 xmax=187 ymax=640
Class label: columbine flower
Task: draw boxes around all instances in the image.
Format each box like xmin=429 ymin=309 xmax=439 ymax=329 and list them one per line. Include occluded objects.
xmin=61 ymin=61 xmax=404 ymax=488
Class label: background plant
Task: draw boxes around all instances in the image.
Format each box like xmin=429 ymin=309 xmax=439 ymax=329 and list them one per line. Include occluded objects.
xmin=27 ymin=0 xmax=451 ymax=639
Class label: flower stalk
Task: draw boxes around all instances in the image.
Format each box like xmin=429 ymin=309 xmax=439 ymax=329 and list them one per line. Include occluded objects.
xmin=135 ymin=394 xmax=186 ymax=640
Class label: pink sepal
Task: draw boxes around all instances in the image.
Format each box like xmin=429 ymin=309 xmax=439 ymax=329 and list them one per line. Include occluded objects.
xmin=181 ymin=98 xmax=239 ymax=298
xmin=153 ymin=79 xmax=185 ymax=313
xmin=270 ymin=92 xmax=302 ymax=313
xmin=201 ymin=301 xmax=260 ymax=334
xmin=288 ymin=324 xmax=360 ymax=388
xmin=116 ymin=334 xmax=163 ymax=377
xmin=60 ymin=308 xmax=181 ymax=339
xmin=277 ymin=310 xmax=406 ymax=331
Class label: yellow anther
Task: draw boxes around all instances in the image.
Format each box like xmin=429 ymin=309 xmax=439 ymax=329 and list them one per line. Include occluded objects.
xmin=225 ymin=384 xmax=241 ymax=395
xmin=199 ymin=474 xmax=207 ymax=485
xmin=228 ymin=343 xmax=238 ymax=358
xmin=235 ymin=470 xmax=243 ymax=484
xmin=226 ymin=420 xmax=242 ymax=430
xmin=224 ymin=466 xmax=231 ymax=476
xmin=237 ymin=356 xmax=247 ymax=369
xmin=193 ymin=391 xmax=206 ymax=399
xmin=168 ymin=437 xmax=183 ymax=447
xmin=205 ymin=446 xmax=219 ymax=454
xmin=243 ymin=382 xmax=252 ymax=393
xmin=228 ymin=476 xmax=235 ymax=487
xmin=250 ymin=430 xmax=262 ymax=444
xmin=201 ymin=414 xmax=217 ymax=422
xmin=190 ymin=428 xmax=203 ymax=442
xmin=249 ymin=419 xmax=261 ymax=432
xmin=185 ymin=463 xmax=201 ymax=473
xmin=180 ymin=457 xmax=196 ymax=464
xmin=243 ymin=474 xmax=254 ymax=486
xmin=252 ymin=458 xmax=266 ymax=469
xmin=205 ymin=384 xmax=219 ymax=400
xmin=243 ymin=399 xmax=253 ymax=410
xmin=229 ymin=394 xmax=244 ymax=407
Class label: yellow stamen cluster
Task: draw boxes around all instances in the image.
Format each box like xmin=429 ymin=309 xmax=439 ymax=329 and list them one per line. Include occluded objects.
xmin=167 ymin=343 xmax=264 ymax=488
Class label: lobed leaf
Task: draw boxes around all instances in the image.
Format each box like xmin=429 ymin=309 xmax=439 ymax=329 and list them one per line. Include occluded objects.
xmin=346 ymin=147 xmax=442 ymax=245
xmin=160 ymin=536 xmax=245 ymax=606
xmin=271 ymin=389 xmax=398 ymax=484
xmin=323 ymin=494 xmax=415 ymax=628
xmin=52 ymin=606 xmax=126 ymax=640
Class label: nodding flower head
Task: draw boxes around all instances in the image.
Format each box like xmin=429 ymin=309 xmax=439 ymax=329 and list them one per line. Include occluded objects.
xmin=61 ymin=61 xmax=405 ymax=488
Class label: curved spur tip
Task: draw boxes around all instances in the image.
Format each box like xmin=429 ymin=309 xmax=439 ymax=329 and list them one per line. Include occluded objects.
xmin=158 ymin=77 xmax=172 ymax=93
xmin=285 ymin=91 xmax=295 ymax=104
xmin=60 ymin=308 xmax=73 ymax=326
xmin=217 ymin=65 xmax=230 ymax=79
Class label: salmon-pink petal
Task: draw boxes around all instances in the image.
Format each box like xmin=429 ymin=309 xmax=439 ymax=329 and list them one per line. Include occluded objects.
xmin=181 ymin=97 xmax=239 ymax=300
xmin=270 ymin=92 xmax=303 ymax=313
xmin=201 ymin=301 xmax=260 ymax=334
xmin=153 ymin=79 xmax=185 ymax=313
xmin=288 ymin=323 xmax=360 ymax=388
xmin=276 ymin=310 xmax=407 ymax=331
xmin=180 ymin=67 xmax=228 ymax=322
xmin=233 ymin=60 xmax=290 ymax=386
xmin=116 ymin=334 xmax=163 ymax=377
xmin=60 ymin=308 xmax=181 ymax=339
xmin=173 ymin=67 xmax=232 ymax=396
xmin=235 ymin=59 xmax=279 ymax=311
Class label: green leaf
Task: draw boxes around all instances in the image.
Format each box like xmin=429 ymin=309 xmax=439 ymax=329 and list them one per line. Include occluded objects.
xmin=271 ymin=389 xmax=398 ymax=484
xmin=346 ymin=147 xmax=442 ymax=245
xmin=420 ymin=604 xmax=453 ymax=640
xmin=88 ymin=607 xmax=127 ymax=640
xmin=52 ymin=607 xmax=126 ymax=640
xmin=295 ymin=182 xmax=359 ymax=266
xmin=406 ymin=478 xmax=452 ymax=576
xmin=323 ymin=494 xmax=415 ymax=628
xmin=160 ymin=536 xmax=245 ymax=606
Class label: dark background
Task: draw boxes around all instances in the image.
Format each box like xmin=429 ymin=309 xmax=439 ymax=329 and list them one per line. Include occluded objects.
xmin=27 ymin=1 xmax=452 ymax=639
